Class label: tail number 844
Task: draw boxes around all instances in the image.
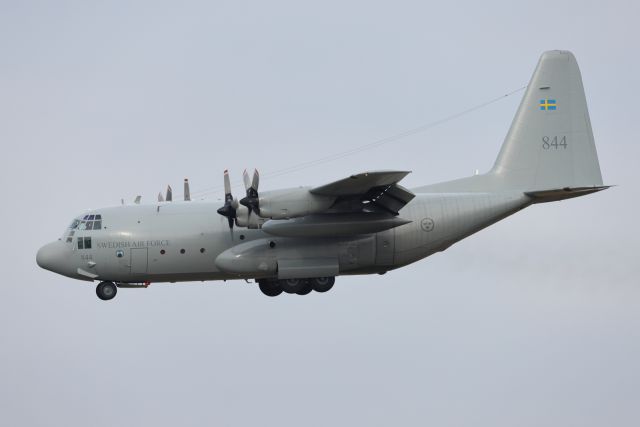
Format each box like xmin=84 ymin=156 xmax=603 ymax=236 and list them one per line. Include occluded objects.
xmin=542 ymin=135 xmax=567 ymax=150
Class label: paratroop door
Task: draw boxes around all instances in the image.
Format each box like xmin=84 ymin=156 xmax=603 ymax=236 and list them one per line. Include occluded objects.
xmin=375 ymin=229 xmax=395 ymax=266
xmin=130 ymin=248 xmax=148 ymax=274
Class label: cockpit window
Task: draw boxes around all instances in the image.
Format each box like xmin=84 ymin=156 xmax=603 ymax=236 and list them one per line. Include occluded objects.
xmin=65 ymin=214 xmax=102 ymax=244
xmin=71 ymin=215 xmax=102 ymax=231
xmin=77 ymin=237 xmax=91 ymax=250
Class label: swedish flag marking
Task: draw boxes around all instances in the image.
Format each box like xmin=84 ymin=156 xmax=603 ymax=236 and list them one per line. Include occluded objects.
xmin=539 ymin=99 xmax=557 ymax=111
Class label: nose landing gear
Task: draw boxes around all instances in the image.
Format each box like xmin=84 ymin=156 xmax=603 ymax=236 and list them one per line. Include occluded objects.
xmin=96 ymin=281 xmax=117 ymax=301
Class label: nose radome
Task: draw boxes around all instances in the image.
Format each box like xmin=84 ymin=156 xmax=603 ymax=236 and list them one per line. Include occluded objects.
xmin=36 ymin=241 xmax=67 ymax=272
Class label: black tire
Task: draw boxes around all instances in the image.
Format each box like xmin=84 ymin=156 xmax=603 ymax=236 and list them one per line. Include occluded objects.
xmin=295 ymin=281 xmax=313 ymax=295
xmin=96 ymin=281 xmax=117 ymax=301
xmin=279 ymin=278 xmax=304 ymax=294
xmin=258 ymin=280 xmax=282 ymax=297
xmin=310 ymin=277 xmax=335 ymax=293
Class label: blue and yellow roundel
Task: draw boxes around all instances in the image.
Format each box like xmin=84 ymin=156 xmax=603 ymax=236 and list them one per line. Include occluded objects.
xmin=539 ymin=99 xmax=557 ymax=111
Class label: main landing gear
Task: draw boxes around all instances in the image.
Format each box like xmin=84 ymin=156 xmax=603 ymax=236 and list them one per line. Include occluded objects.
xmin=257 ymin=277 xmax=335 ymax=297
xmin=96 ymin=281 xmax=117 ymax=301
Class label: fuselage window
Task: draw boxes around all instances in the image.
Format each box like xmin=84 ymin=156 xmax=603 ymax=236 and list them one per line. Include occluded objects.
xmin=77 ymin=237 xmax=84 ymax=250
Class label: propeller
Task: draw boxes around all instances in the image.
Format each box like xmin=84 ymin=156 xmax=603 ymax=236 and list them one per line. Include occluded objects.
xmin=240 ymin=169 xmax=260 ymax=215
xmin=216 ymin=170 xmax=238 ymax=231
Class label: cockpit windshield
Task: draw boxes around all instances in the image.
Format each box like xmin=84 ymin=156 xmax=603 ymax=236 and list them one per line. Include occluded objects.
xmin=64 ymin=214 xmax=103 ymax=243
xmin=69 ymin=214 xmax=102 ymax=231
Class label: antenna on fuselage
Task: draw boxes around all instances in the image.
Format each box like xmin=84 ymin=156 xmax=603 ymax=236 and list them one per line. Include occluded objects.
xmin=166 ymin=185 xmax=173 ymax=202
xmin=184 ymin=179 xmax=191 ymax=201
xmin=134 ymin=195 xmax=142 ymax=204
xmin=158 ymin=192 xmax=164 ymax=202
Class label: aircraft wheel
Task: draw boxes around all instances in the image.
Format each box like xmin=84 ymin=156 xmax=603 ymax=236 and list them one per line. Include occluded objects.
xmin=310 ymin=277 xmax=335 ymax=293
xmin=258 ymin=280 xmax=282 ymax=297
xmin=96 ymin=281 xmax=117 ymax=301
xmin=280 ymin=278 xmax=304 ymax=294
xmin=295 ymin=280 xmax=313 ymax=296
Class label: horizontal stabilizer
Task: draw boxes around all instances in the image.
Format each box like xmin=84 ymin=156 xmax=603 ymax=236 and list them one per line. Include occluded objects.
xmin=525 ymin=186 xmax=610 ymax=203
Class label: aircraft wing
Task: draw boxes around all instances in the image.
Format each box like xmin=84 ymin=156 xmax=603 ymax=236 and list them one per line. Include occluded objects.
xmin=310 ymin=170 xmax=415 ymax=216
xmin=218 ymin=169 xmax=416 ymax=237
xmin=310 ymin=170 xmax=411 ymax=196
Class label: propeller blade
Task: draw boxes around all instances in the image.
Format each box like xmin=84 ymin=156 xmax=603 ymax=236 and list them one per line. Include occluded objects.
xmin=242 ymin=169 xmax=251 ymax=191
xmin=184 ymin=178 xmax=191 ymax=201
xmin=217 ymin=170 xmax=237 ymax=231
xmin=252 ymin=169 xmax=259 ymax=192
xmin=223 ymin=170 xmax=232 ymax=199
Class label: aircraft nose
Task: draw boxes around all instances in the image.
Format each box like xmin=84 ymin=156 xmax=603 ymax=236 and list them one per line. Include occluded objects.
xmin=36 ymin=241 xmax=67 ymax=272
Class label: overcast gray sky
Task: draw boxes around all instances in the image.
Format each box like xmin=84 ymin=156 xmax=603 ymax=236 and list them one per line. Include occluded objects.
xmin=1 ymin=0 xmax=639 ymax=426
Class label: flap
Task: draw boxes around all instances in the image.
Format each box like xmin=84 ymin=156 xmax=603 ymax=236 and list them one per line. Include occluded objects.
xmin=310 ymin=171 xmax=411 ymax=196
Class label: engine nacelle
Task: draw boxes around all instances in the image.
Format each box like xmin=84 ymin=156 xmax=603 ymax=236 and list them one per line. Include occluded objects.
xmin=257 ymin=187 xmax=334 ymax=220
xmin=234 ymin=205 xmax=266 ymax=229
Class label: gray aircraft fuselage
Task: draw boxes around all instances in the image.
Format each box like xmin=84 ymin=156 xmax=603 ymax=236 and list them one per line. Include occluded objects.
xmin=36 ymin=191 xmax=529 ymax=285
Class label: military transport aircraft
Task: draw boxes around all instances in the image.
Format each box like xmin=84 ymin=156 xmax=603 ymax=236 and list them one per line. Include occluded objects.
xmin=37 ymin=51 xmax=607 ymax=300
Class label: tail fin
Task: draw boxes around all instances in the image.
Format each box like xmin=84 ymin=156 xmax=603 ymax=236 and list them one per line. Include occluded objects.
xmin=417 ymin=50 xmax=606 ymax=196
xmin=491 ymin=50 xmax=603 ymax=191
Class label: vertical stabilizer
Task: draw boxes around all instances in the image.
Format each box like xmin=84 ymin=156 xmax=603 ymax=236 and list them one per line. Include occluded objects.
xmin=416 ymin=50 xmax=605 ymax=195
xmin=491 ymin=50 xmax=603 ymax=190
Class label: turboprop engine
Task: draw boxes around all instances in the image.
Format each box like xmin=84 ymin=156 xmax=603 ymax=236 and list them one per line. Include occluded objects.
xmin=254 ymin=187 xmax=334 ymax=219
xmin=217 ymin=170 xmax=336 ymax=229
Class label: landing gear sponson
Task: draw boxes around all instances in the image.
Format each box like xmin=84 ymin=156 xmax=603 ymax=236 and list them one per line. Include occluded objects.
xmin=258 ymin=277 xmax=335 ymax=297
xmin=94 ymin=278 xmax=335 ymax=300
